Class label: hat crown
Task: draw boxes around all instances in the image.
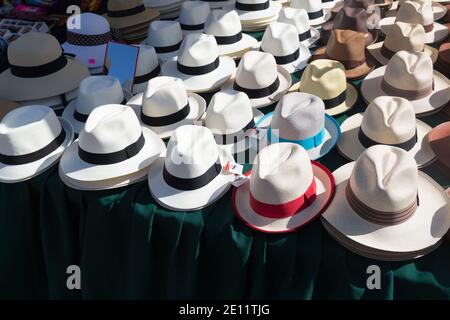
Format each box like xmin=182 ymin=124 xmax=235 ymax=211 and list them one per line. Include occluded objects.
xmin=333 ymin=7 xmax=368 ymax=33
xmin=135 ymin=45 xmax=159 ymax=77
xmin=397 ymin=1 xmax=433 ymax=26
xmin=148 ymin=21 xmax=183 ymax=47
xmin=326 ymin=29 xmax=366 ymax=63
xmin=108 ymin=0 xmax=144 ymax=11
xmin=299 ymin=59 xmax=347 ymax=100
xmin=179 ymin=1 xmax=211 ymax=25
xmin=165 ymin=125 xmax=219 ymax=179
xmin=384 ymin=51 xmax=433 ymax=91
xmin=178 ymin=33 xmax=219 ymax=67
xmin=261 ymin=22 xmax=300 ymax=56
xmin=361 ymin=96 xmax=416 ymax=145
xmin=272 ymin=92 xmax=325 ymax=140
xmin=67 ymin=13 xmax=110 ymax=35
xmin=142 ymin=76 xmax=189 ymax=117
xmin=291 ymin=0 xmax=321 ymax=12
xmin=236 ymin=51 xmax=278 ymax=89
xmin=79 ymin=105 xmax=142 ymax=154
xmin=278 ymin=8 xmax=310 ymax=33
xmin=8 ymin=33 xmax=62 ymax=68
xmin=384 ymin=22 xmax=425 ymax=52
xmin=204 ymin=10 xmax=242 ymax=36
xmin=0 ymin=105 xmax=62 ymax=156
xmin=250 ymin=143 xmax=314 ymax=204
xmin=205 ymin=91 xmax=254 ymax=134
xmin=77 ymin=76 xmax=124 ymax=115
xmin=349 ymin=145 xmax=418 ymax=212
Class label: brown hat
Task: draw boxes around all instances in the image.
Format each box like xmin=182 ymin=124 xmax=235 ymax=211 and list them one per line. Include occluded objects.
xmin=0 ymin=100 xmax=19 ymax=120
xmin=331 ymin=0 xmax=374 ymax=18
xmin=438 ymin=42 xmax=450 ymax=77
xmin=428 ymin=121 xmax=450 ymax=178
xmin=104 ymin=0 xmax=160 ymax=30
xmin=312 ymin=29 xmax=375 ymax=79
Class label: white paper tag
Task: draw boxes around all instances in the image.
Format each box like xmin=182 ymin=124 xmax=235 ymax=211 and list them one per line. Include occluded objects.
xmin=224 ymin=161 xmax=244 ymax=175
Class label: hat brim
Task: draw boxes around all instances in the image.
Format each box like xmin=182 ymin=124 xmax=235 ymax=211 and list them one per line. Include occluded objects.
xmin=388 ymin=1 xmax=448 ymax=21
xmin=104 ymin=8 xmax=159 ymax=30
xmin=62 ymin=89 xmax=132 ymax=134
xmin=361 ymin=66 xmax=450 ymax=116
xmin=148 ymin=151 xmax=234 ymax=211
xmin=0 ymin=118 xmax=74 ymax=183
xmin=59 ymin=126 xmax=164 ymax=182
xmin=161 ymin=56 xmax=235 ymax=93
xmin=18 ymin=88 xmax=79 ymax=111
xmin=301 ymin=27 xmax=321 ymax=48
xmin=309 ymin=9 xmax=332 ymax=26
xmin=321 ymin=162 xmax=450 ymax=254
xmin=127 ymin=92 xmax=207 ymax=139
xmin=232 ymin=161 xmax=335 ymax=234
xmin=0 ymin=57 xmax=89 ymax=102
xmin=234 ymin=1 xmax=282 ymax=21
xmin=255 ymin=113 xmax=342 ymax=160
xmin=337 ymin=113 xmax=436 ymax=168
xmin=278 ymin=44 xmax=311 ymax=74
xmin=379 ymin=17 xmax=449 ymax=44
xmin=367 ymin=41 xmax=439 ymax=65
xmin=223 ymin=66 xmax=292 ymax=109
xmin=289 ymin=81 xmax=359 ymax=116
xmin=62 ymin=42 xmax=107 ymax=69
xmin=218 ymin=33 xmax=259 ymax=57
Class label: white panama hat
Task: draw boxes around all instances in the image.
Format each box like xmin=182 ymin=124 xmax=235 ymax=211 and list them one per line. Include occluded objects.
xmin=130 ymin=45 xmax=161 ymax=95
xmin=290 ymin=0 xmax=332 ymax=25
xmin=178 ymin=1 xmax=211 ymax=35
xmin=0 ymin=105 xmax=74 ymax=183
xmin=321 ymin=0 xmax=344 ymax=9
xmin=322 ymin=145 xmax=450 ymax=260
xmin=148 ymin=125 xmax=235 ymax=211
xmin=388 ymin=0 xmax=448 ymax=21
xmin=337 ymin=96 xmax=436 ymax=168
xmin=142 ymin=21 xmax=183 ymax=62
xmin=232 ymin=142 xmax=335 ymax=233
xmin=127 ymin=76 xmax=206 ymax=139
xmin=277 ymin=7 xmax=320 ymax=47
xmin=234 ymin=0 xmax=282 ymax=22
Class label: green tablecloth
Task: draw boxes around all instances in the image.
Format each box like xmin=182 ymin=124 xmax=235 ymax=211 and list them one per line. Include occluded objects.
xmin=1 ymin=33 xmax=450 ymax=300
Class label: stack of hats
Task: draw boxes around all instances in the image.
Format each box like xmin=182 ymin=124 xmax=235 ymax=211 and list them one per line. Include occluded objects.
xmin=234 ymin=0 xmax=283 ymax=32
xmin=144 ymin=0 xmax=183 ymax=19
xmin=104 ymin=0 xmax=160 ymax=43
xmin=290 ymin=0 xmax=332 ymax=26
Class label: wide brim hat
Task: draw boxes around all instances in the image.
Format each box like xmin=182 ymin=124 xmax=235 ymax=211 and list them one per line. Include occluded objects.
xmin=59 ymin=126 xmax=164 ymax=183
xmin=311 ymin=46 xmax=377 ymax=80
xmin=379 ymin=17 xmax=449 ymax=44
xmin=277 ymin=44 xmax=312 ymax=74
xmin=233 ymin=1 xmax=282 ymax=22
xmin=61 ymin=42 xmax=107 ymax=69
xmin=321 ymin=161 xmax=450 ymax=255
xmin=361 ymin=66 xmax=450 ymax=116
xmin=308 ymin=9 xmax=332 ymax=26
xmin=255 ymin=112 xmax=342 ymax=160
xmin=62 ymin=90 xmax=133 ymax=134
xmin=217 ymin=33 xmax=259 ymax=57
xmin=148 ymin=148 xmax=234 ymax=211
xmin=367 ymin=41 xmax=439 ymax=65
xmin=0 ymin=56 xmax=89 ymax=102
xmin=161 ymin=56 xmax=236 ymax=93
xmin=232 ymin=161 xmax=335 ymax=233
xmin=104 ymin=8 xmax=159 ymax=30
xmin=388 ymin=1 xmax=448 ymax=21
xmin=301 ymin=27 xmax=321 ymax=47
xmin=289 ymin=81 xmax=359 ymax=116
xmin=337 ymin=113 xmax=436 ymax=168
xmin=19 ymin=89 xmax=79 ymax=112
xmin=126 ymin=91 xmax=207 ymax=139
xmin=320 ymin=21 xmax=379 ymax=47
xmin=0 ymin=118 xmax=74 ymax=183
xmin=141 ymin=39 xmax=179 ymax=63
xmin=223 ymin=66 xmax=292 ymax=109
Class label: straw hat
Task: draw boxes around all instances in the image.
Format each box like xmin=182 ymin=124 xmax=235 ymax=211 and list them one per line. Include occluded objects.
xmin=62 ymin=76 xmax=131 ymax=134
xmin=338 ymin=96 xmax=436 ymax=167
xmin=201 ymin=0 xmax=236 ymax=9
xmin=428 ymin=121 xmax=450 ymax=177
xmin=255 ymin=92 xmax=342 ymax=160
xmin=389 ymin=0 xmax=448 ymax=21
xmin=291 ymin=59 xmax=358 ymax=116
xmin=104 ymin=0 xmax=160 ymax=30
xmin=0 ymin=33 xmax=89 ymax=102
xmin=148 ymin=125 xmax=235 ymax=211
xmin=178 ymin=1 xmax=211 ymax=35
xmin=260 ymin=22 xmax=311 ymax=73
xmin=312 ymin=29 xmax=376 ymax=79
xmin=277 ymin=7 xmax=321 ymax=47
xmin=142 ymin=21 xmax=183 ymax=62
xmin=161 ymin=33 xmax=236 ymax=93
xmin=290 ymin=0 xmax=332 ymax=25
xmin=59 ymin=104 xmax=164 ymax=190
xmin=232 ymin=143 xmax=335 ymax=233
xmin=368 ymin=21 xmax=438 ymax=65
xmin=234 ymin=0 xmax=282 ymax=22
xmin=129 ymin=45 xmax=161 ymax=95
xmin=361 ymin=51 xmax=450 ymax=116
xmin=0 ymin=105 xmax=74 ymax=183
xmin=322 ymin=145 xmax=450 ymax=260
xmin=127 ymin=76 xmax=206 ymax=139
xmin=223 ymin=51 xmax=292 ymax=108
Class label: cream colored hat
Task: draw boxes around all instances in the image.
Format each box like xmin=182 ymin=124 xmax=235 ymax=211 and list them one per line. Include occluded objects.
xmin=105 ymin=0 xmax=160 ymax=30
xmin=361 ymin=51 xmax=450 ymax=116
xmin=223 ymin=51 xmax=292 ymax=108
xmin=178 ymin=1 xmax=211 ymax=35
xmin=130 ymin=45 xmax=161 ymax=95
xmin=292 ymin=59 xmax=358 ymax=116
xmin=142 ymin=21 xmax=183 ymax=62
xmin=234 ymin=0 xmax=282 ymax=22
xmin=277 ymin=7 xmax=320 ymax=47
xmin=389 ymin=0 xmax=448 ymax=21
xmin=260 ymin=22 xmax=311 ymax=73
xmin=338 ymin=96 xmax=436 ymax=167
xmin=368 ymin=21 xmax=438 ymax=65
xmin=290 ymin=0 xmax=332 ymax=25
xmin=127 ymin=76 xmax=206 ymax=139
xmin=322 ymin=145 xmax=450 ymax=260
xmin=232 ymin=142 xmax=335 ymax=233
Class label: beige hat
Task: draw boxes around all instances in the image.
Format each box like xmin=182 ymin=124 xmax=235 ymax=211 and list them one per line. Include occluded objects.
xmin=368 ymin=21 xmax=438 ymax=65
xmin=361 ymin=51 xmax=450 ymax=116
xmin=322 ymin=145 xmax=450 ymax=260
xmin=388 ymin=0 xmax=448 ymax=21
xmin=104 ymin=0 xmax=160 ymax=30
xmin=0 ymin=33 xmax=89 ymax=102
xmin=338 ymin=96 xmax=436 ymax=167
xmin=291 ymin=59 xmax=358 ymax=116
